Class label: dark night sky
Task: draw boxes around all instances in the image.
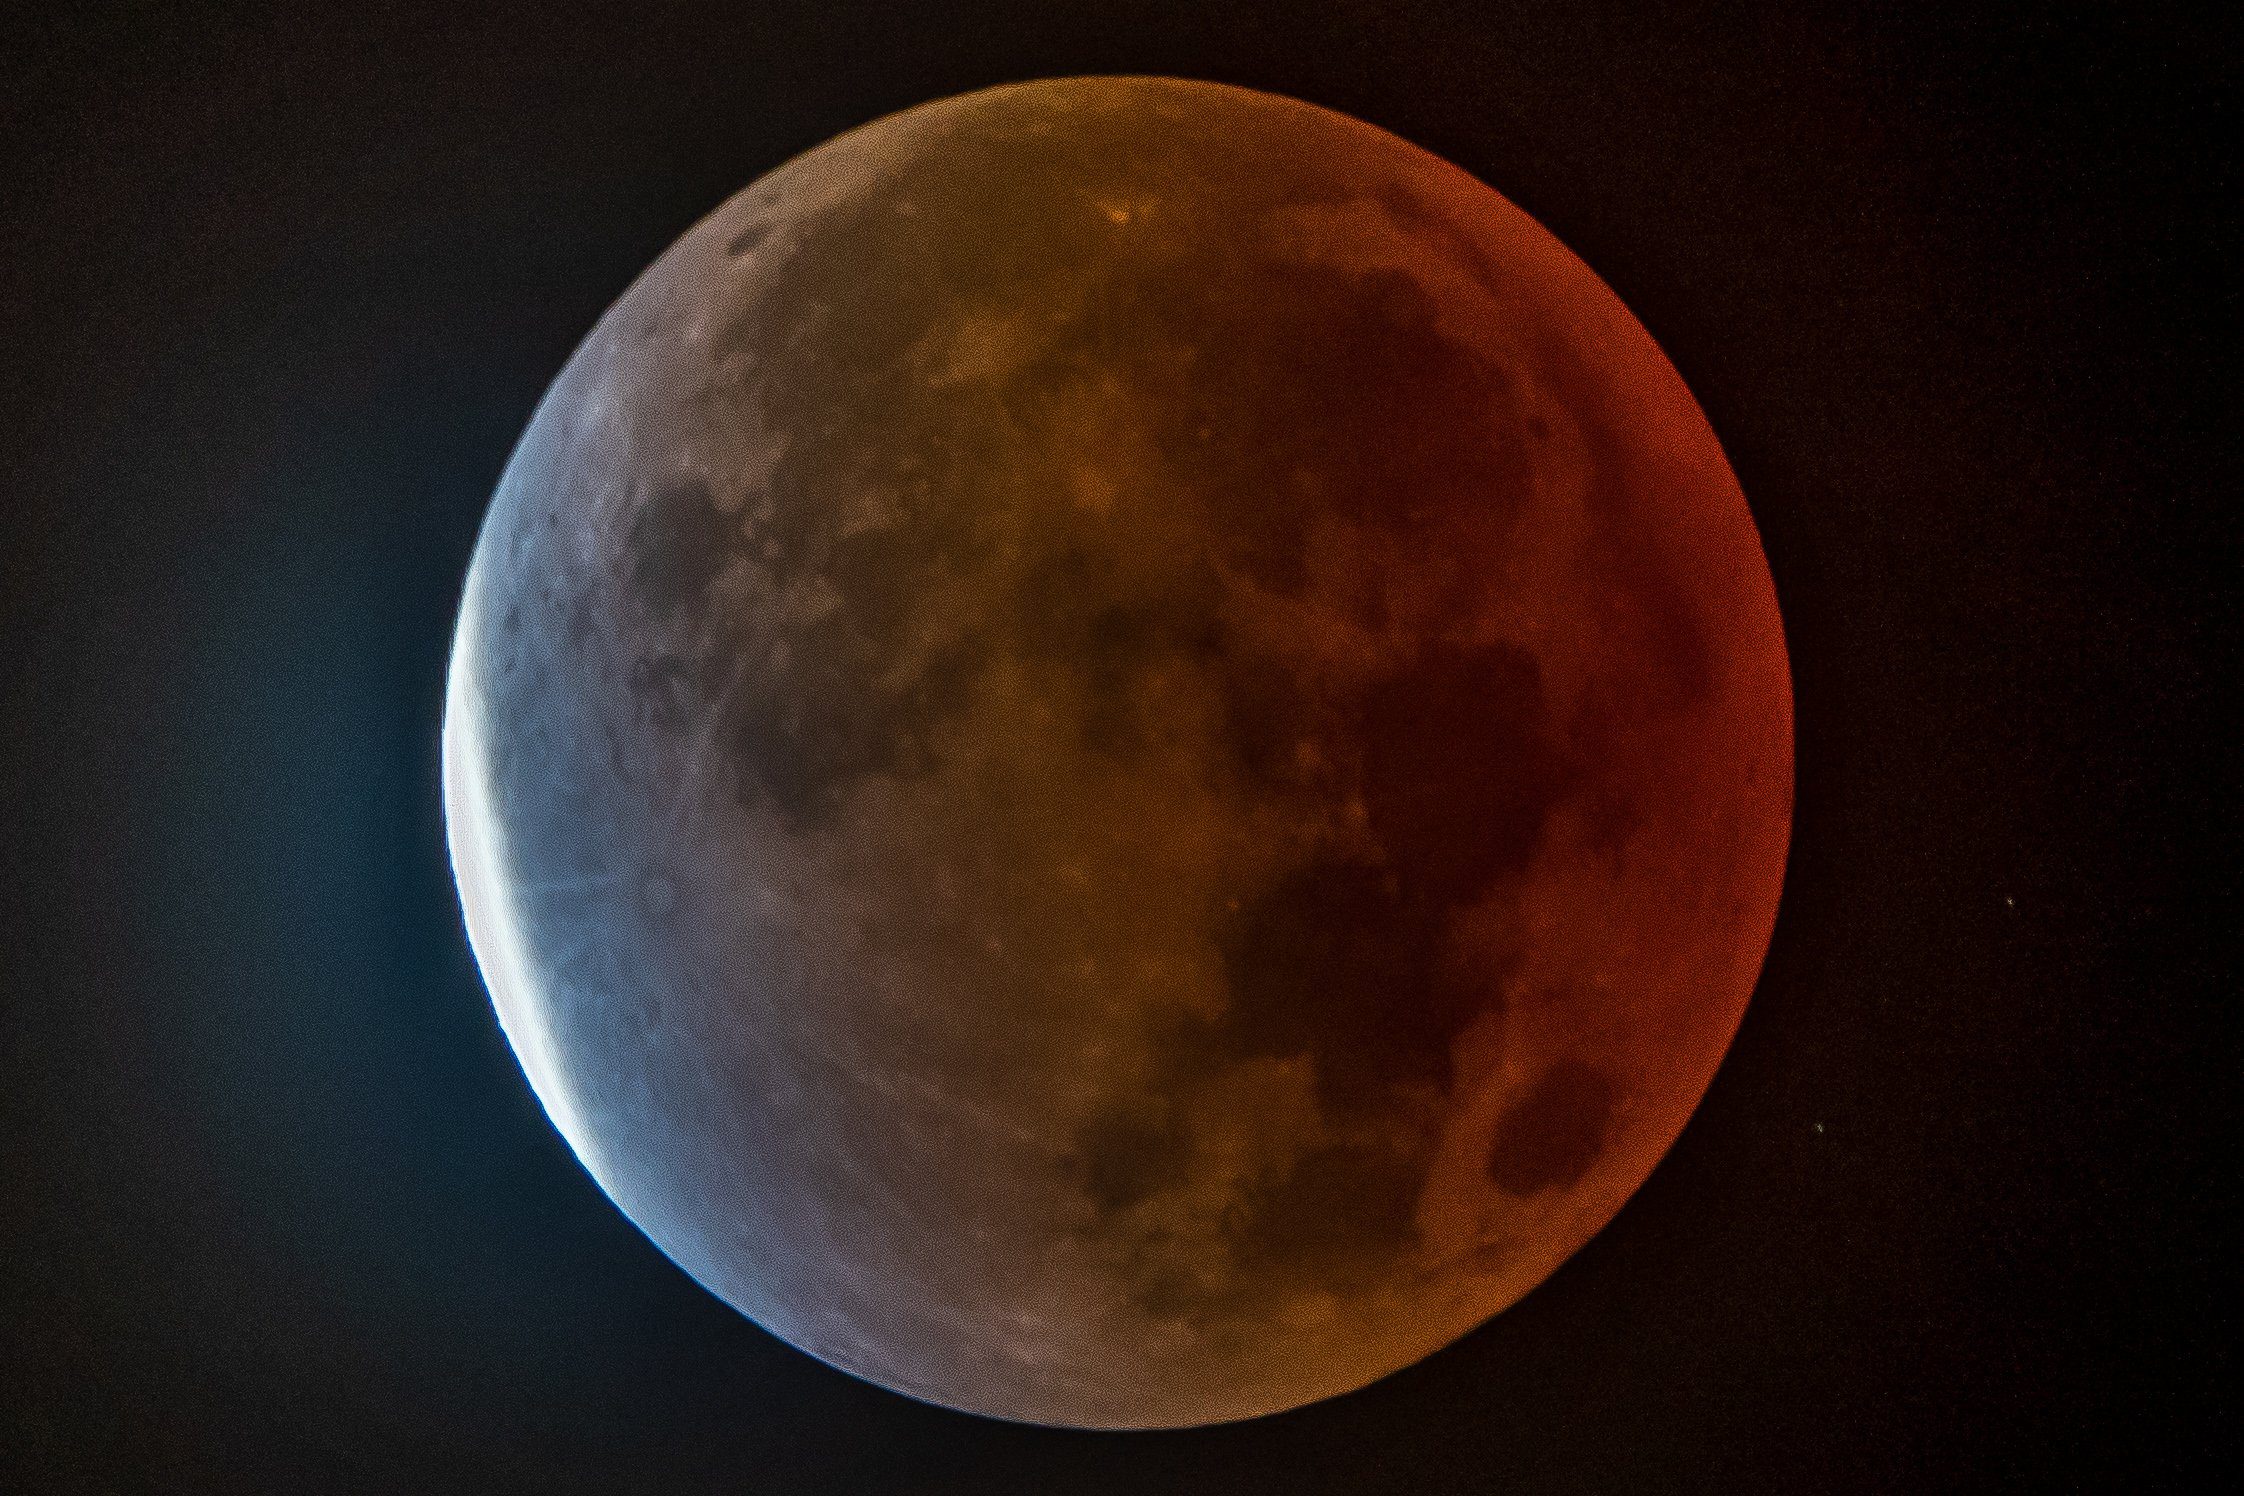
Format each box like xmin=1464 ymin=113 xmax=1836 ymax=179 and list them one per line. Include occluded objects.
xmin=1 ymin=3 xmax=2228 ymax=1491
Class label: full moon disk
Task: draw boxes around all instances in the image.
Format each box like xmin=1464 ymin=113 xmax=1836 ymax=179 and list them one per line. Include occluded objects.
xmin=446 ymin=77 xmax=1791 ymax=1427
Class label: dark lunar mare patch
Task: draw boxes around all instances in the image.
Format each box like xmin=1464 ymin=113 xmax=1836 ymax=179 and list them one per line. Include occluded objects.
xmin=1217 ymin=650 xmax=1336 ymax=795
xmin=1357 ymin=641 xmax=1574 ymax=902
xmin=1218 ymin=857 xmax=1452 ymax=1113
xmin=1485 ymin=1059 xmax=1619 ymax=1196
xmin=1071 ymin=1104 xmax=1192 ymax=1215
xmin=629 ymin=476 xmax=738 ymax=624
xmin=722 ymin=623 xmax=984 ymax=832
xmin=1373 ymin=184 xmax=1510 ymax=304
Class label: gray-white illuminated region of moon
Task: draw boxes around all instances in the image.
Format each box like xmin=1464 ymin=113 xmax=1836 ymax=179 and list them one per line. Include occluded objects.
xmin=443 ymin=76 xmax=1791 ymax=1427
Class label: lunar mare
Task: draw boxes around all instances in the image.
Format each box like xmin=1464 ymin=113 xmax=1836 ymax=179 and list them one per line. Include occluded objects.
xmin=445 ymin=76 xmax=1791 ymax=1427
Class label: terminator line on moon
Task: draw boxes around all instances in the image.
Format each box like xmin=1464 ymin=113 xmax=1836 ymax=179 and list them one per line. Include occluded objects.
xmin=444 ymin=76 xmax=1792 ymax=1427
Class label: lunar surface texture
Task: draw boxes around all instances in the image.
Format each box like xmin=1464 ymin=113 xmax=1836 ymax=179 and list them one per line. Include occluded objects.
xmin=445 ymin=76 xmax=1793 ymax=1427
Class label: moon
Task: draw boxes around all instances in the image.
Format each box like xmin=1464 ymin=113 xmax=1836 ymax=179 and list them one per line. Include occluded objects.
xmin=444 ymin=76 xmax=1791 ymax=1428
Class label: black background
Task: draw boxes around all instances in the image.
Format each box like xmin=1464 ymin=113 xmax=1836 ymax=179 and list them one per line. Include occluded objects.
xmin=2 ymin=3 xmax=2228 ymax=1491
